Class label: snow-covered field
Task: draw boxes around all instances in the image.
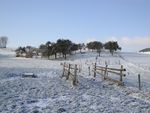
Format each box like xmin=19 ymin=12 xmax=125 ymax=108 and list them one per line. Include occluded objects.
xmin=0 ymin=49 xmax=150 ymax=113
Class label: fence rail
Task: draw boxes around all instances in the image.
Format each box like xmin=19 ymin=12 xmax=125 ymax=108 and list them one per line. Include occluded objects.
xmin=61 ymin=62 xmax=78 ymax=86
xmin=93 ymin=63 xmax=126 ymax=85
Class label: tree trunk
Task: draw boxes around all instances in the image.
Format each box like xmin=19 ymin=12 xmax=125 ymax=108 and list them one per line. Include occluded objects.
xmin=55 ymin=53 xmax=57 ymax=59
xmin=99 ymin=51 xmax=100 ymax=57
xmin=110 ymin=50 xmax=114 ymax=56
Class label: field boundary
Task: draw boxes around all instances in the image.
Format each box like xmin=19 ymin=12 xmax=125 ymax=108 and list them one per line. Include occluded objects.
xmin=93 ymin=62 xmax=126 ymax=85
xmin=61 ymin=62 xmax=79 ymax=86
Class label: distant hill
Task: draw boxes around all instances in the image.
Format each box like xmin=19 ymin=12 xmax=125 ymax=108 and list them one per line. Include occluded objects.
xmin=139 ymin=48 xmax=150 ymax=52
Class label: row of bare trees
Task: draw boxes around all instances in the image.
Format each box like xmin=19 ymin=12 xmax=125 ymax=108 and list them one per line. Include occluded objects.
xmin=15 ymin=39 xmax=85 ymax=59
xmin=15 ymin=39 xmax=121 ymax=59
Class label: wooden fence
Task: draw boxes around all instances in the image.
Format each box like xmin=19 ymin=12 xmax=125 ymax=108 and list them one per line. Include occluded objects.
xmin=93 ymin=63 xmax=126 ymax=85
xmin=61 ymin=62 xmax=79 ymax=86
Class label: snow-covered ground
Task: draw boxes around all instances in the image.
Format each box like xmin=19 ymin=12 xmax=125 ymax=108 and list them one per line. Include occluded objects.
xmin=0 ymin=49 xmax=150 ymax=113
xmin=140 ymin=51 xmax=150 ymax=54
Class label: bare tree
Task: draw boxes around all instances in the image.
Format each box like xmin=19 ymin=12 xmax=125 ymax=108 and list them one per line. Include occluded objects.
xmin=0 ymin=36 xmax=8 ymax=48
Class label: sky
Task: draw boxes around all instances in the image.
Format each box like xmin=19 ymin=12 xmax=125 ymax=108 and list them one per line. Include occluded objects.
xmin=0 ymin=0 xmax=150 ymax=52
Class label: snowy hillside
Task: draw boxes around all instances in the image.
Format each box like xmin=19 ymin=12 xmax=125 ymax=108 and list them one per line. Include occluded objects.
xmin=139 ymin=48 xmax=150 ymax=54
xmin=140 ymin=51 xmax=150 ymax=54
xmin=0 ymin=48 xmax=15 ymax=58
xmin=0 ymin=50 xmax=150 ymax=112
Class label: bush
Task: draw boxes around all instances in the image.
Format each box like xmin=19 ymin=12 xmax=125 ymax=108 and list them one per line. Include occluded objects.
xmin=16 ymin=54 xmax=20 ymax=57
xmin=26 ymin=52 xmax=33 ymax=58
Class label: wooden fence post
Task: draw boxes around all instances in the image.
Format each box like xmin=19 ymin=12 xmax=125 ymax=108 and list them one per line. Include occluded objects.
xmin=138 ymin=74 xmax=141 ymax=90
xmin=120 ymin=65 xmax=123 ymax=82
xmin=94 ymin=63 xmax=97 ymax=78
xmin=79 ymin=65 xmax=81 ymax=73
xmin=88 ymin=66 xmax=91 ymax=76
xmin=66 ymin=64 xmax=70 ymax=80
xmin=104 ymin=65 xmax=108 ymax=79
xmin=72 ymin=64 xmax=78 ymax=86
xmin=62 ymin=62 xmax=65 ymax=78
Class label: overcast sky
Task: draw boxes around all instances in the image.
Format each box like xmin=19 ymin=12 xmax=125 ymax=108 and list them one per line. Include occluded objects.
xmin=0 ymin=0 xmax=150 ymax=52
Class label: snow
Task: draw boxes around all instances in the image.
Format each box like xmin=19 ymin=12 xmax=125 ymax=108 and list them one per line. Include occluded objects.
xmin=140 ymin=51 xmax=150 ymax=54
xmin=0 ymin=48 xmax=15 ymax=56
xmin=0 ymin=50 xmax=150 ymax=112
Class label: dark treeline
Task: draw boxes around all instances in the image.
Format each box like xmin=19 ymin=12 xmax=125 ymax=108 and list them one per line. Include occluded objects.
xmin=39 ymin=39 xmax=84 ymax=59
xmin=15 ymin=39 xmax=121 ymax=59
xmin=87 ymin=41 xmax=121 ymax=56
xmin=16 ymin=39 xmax=85 ymax=59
